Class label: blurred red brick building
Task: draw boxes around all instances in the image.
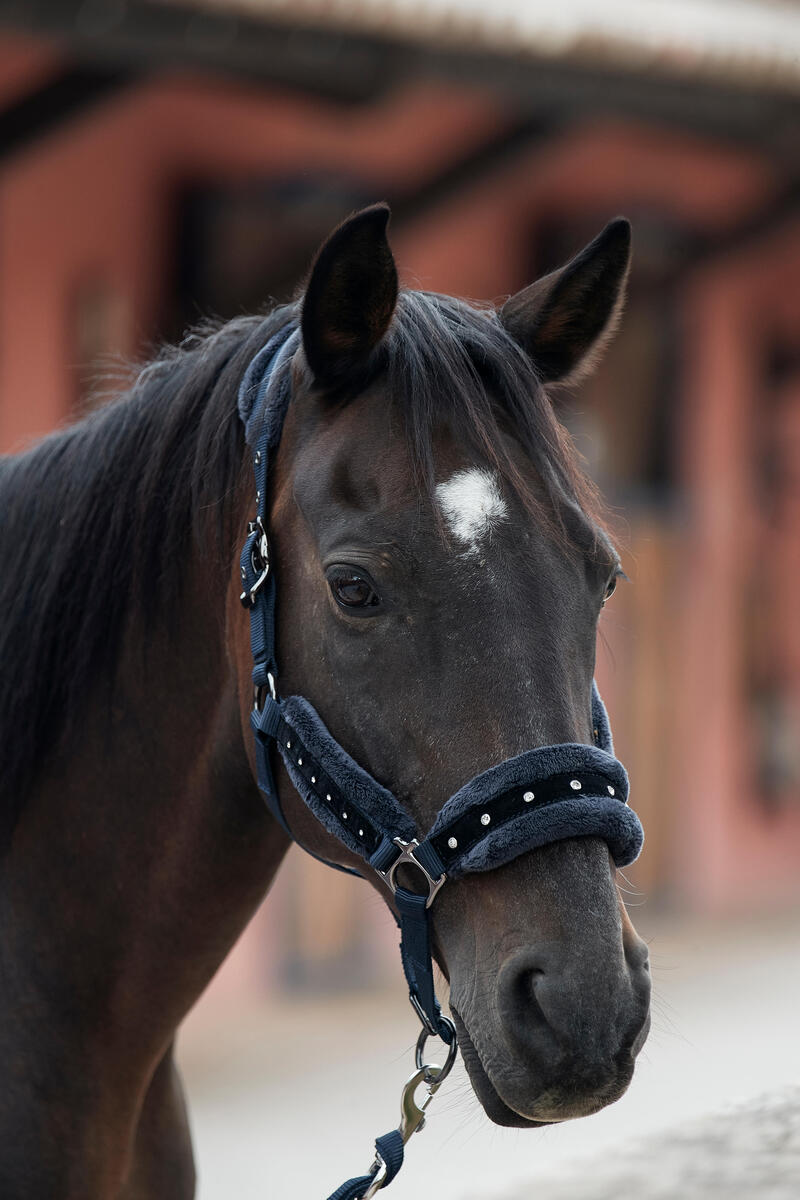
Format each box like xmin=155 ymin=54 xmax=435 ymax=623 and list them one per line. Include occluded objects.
xmin=1 ymin=1 xmax=798 ymax=991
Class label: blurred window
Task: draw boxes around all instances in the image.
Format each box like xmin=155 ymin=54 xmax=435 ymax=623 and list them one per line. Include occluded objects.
xmin=172 ymin=175 xmax=374 ymax=333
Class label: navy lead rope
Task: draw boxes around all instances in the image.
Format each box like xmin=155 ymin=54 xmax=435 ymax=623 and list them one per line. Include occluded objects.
xmin=238 ymin=322 xmax=644 ymax=1198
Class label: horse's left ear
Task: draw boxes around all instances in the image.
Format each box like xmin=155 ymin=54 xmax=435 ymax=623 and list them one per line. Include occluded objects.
xmin=301 ymin=203 xmax=399 ymax=386
xmin=500 ymin=218 xmax=631 ymax=385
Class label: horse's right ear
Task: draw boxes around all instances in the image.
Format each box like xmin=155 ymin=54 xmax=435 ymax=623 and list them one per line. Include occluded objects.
xmin=301 ymin=204 xmax=399 ymax=386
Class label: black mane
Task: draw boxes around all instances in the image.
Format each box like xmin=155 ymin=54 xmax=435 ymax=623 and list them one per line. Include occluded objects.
xmin=0 ymin=309 xmax=282 ymax=837
xmin=0 ymin=291 xmax=601 ymax=840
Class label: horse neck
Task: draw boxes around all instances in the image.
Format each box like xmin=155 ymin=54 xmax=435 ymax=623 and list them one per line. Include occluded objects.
xmin=0 ymin=513 xmax=289 ymax=1101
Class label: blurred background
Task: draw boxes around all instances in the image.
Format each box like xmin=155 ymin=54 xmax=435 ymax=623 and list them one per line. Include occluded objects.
xmin=0 ymin=1 xmax=799 ymax=1196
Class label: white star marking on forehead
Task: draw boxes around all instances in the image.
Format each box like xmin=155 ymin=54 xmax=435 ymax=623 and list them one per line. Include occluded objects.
xmin=435 ymin=468 xmax=508 ymax=554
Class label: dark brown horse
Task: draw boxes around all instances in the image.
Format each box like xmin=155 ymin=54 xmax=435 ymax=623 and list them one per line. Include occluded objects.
xmin=0 ymin=205 xmax=650 ymax=1197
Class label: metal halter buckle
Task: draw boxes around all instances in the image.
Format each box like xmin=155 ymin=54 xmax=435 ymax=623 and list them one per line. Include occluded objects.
xmin=239 ymin=516 xmax=270 ymax=607
xmin=252 ymin=673 xmax=277 ymax=713
xmin=363 ymin=1155 xmax=388 ymax=1199
xmin=377 ymin=838 xmax=446 ymax=909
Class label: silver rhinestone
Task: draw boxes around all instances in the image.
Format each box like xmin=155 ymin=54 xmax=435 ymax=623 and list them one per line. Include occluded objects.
xmin=570 ymin=779 xmax=582 ymax=790
xmin=286 ymin=741 xmax=291 ymax=749
xmin=523 ymin=791 xmax=535 ymax=803
xmin=256 ymin=490 xmax=261 ymax=503
xmin=480 ymin=813 xmax=491 ymax=826
xmin=240 ymin=566 xmax=246 ymax=579
xmin=326 ymin=793 xmax=331 ymax=802
xmin=607 ymin=785 xmax=615 ymax=796
xmin=358 ymin=828 xmax=364 ymax=837
xmin=297 ymin=757 xmax=303 ymax=766
xmin=311 ymin=776 xmax=316 ymax=784
xmin=342 ymin=811 xmax=348 ymax=820
xmin=447 ymin=836 xmax=458 ymax=850
xmin=254 ymin=450 xmax=261 ymax=465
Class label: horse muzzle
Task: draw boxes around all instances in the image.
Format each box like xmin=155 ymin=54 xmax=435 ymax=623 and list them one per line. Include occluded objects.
xmin=451 ymin=924 xmax=651 ymax=1126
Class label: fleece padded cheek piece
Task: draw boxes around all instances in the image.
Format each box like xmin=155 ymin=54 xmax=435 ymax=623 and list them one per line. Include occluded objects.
xmin=238 ymin=320 xmax=644 ymax=1043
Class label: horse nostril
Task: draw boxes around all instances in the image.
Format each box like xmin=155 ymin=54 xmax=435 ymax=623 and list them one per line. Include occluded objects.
xmin=512 ymin=966 xmax=547 ymax=1021
xmin=497 ymin=943 xmax=651 ymax=1069
xmin=498 ymin=952 xmax=562 ymax=1058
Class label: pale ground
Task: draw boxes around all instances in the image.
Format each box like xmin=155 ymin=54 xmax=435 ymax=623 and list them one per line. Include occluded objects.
xmin=506 ymin=1089 xmax=800 ymax=1200
xmin=178 ymin=907 xmax=800 ymax=1200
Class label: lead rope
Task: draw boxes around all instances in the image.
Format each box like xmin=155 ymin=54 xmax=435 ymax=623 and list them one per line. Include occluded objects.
xmin=328 ymin=1022 xmax=458 ymax=1200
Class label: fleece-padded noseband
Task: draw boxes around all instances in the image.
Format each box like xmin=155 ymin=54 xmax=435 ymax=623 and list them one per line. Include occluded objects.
xmin=238 ymin=321 xmax=644 ymax=1046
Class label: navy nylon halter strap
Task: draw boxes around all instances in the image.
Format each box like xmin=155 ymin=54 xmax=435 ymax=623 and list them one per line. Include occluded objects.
xmin=327 ymin=1131 xmax=404 ymax=1200
xmin=237 ymin=322 xmax=644 ymax=1197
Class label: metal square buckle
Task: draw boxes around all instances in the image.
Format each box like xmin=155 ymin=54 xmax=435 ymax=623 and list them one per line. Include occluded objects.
xmin=378 ymin=837 xmax=446 ymax=909
xmin=239 ymin=515 xmax=270 ymax=607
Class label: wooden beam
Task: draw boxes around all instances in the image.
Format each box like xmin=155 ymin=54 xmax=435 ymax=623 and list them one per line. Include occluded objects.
xmin=391 ymin=116 xmax=549 ymax=225
xmin=0 ymin=65 xmax=138 ymax=160
xmin=0 ymin=0 xmax=395 ymax=105
xmin=2 ymin=0 xmax=797 ymax=152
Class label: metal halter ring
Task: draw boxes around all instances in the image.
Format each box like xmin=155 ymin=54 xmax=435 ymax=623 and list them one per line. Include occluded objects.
xmin=415 ymin=1019 xmax=457 ymax=1081
xmin=363 ymin=1157 xmax=389 ymax=1199
xmin=240 ymin=515 xmax=270 ymax=607
xmin=378 ymin=838 xmax=446 ymax=908
xmin=253 ymin=673 xmax=277 ymax=712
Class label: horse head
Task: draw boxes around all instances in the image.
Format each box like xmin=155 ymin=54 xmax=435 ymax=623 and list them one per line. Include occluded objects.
xmin=235 ymin=205 xmax=651 ymax=1127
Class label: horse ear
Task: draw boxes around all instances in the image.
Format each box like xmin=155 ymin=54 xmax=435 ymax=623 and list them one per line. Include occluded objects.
xmin=500 ymin=219 xmax=631 ymax=385
xmin=301 ymin=203 xmax=399 ymax=385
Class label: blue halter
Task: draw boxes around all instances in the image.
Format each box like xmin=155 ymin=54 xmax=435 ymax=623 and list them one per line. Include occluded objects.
xmin=237 ymin=322 xmax=644 ymax=1198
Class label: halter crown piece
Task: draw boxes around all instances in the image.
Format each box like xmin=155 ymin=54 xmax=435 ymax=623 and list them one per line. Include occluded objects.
xmin=238 ymin=324 xmax=644 ymax=1200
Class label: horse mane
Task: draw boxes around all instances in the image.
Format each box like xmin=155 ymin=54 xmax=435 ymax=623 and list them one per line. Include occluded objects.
xmin=0 ymin=309 xmax=282 ymax=839
xmin=0 ymin=290 xmax=603 ymax=841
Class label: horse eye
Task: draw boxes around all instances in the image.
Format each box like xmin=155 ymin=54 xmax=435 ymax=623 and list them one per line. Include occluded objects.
xmin=327 ymin=569 xmax=381 ymax=611
xmin=602 ymin=575 xmax=618 ymax=607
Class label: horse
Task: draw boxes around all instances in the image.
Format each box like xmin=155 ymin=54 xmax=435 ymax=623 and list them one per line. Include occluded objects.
xmin=0 ymin=203 xmax=651 ymax=1198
